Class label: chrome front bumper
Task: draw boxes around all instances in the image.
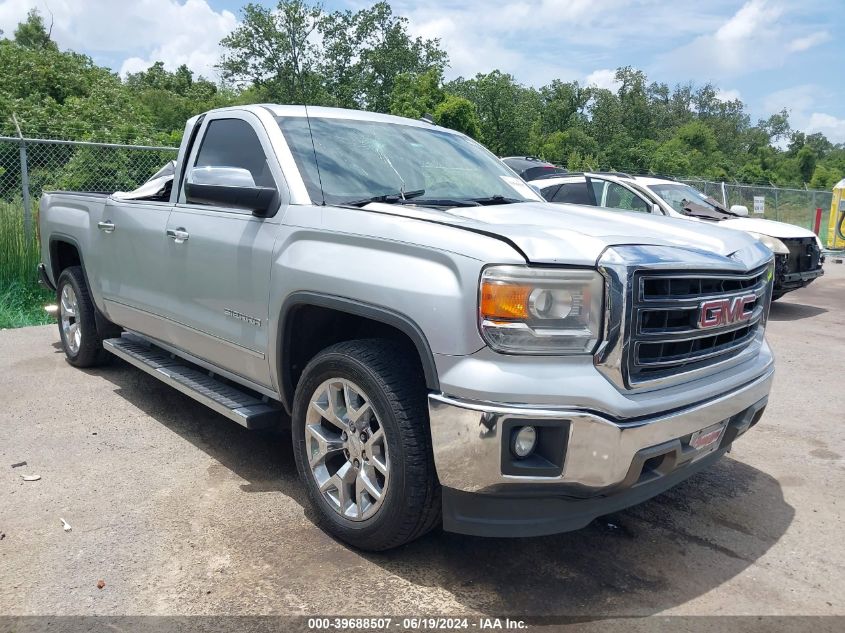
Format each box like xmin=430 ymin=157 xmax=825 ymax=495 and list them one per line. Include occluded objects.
xmin=428 ymin=365 xmax=774 ymax=495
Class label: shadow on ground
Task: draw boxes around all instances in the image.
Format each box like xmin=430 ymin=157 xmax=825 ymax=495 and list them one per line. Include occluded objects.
xmin=90 ymin=358 xmax=795 ymax=618
xmin=768 ymin=301 xmax=827 ymax=321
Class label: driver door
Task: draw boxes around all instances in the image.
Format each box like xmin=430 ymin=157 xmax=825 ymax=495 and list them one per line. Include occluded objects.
xmin=161 ymin=112 xmax=287 ymax=389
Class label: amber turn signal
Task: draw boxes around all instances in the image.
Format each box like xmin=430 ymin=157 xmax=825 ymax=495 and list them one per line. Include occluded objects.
xmin=480 ymin=281 xmax=531 ymax=320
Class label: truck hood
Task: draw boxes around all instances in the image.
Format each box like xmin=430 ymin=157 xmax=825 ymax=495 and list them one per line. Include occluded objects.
xmin=717 ymin=216 xmax=818 ymax=239
xmin=366 ymin=201 xmax=762 ymax=267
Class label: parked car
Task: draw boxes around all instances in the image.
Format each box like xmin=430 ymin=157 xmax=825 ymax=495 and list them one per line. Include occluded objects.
xmin=39 ymin=106 xmax=774 ymax=550
xmin=530 ymin=172 xmax=825 ymax=300
xmin=501 ymin=156 xmax=567 ymax=181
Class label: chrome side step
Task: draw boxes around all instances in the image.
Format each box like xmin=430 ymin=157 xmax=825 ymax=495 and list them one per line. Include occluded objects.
xmin=103 ymin=334 xmax=282 ymax=430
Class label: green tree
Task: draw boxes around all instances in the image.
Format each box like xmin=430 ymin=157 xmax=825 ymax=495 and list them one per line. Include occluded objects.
xmin=219 ymin=0 xmax=322 ymax=104
xmin=389 ymin=68 xmax=444 ymax=119
xmin=447 ymin=71 xmax=539 ymax=155
xmin=14 ymin=8 xmax=57 ymax=51
xmin=354 ymin=2 xmax=447 ymax=112
xmin=796 ymin=146 xmax=817 ymax=184
xmin=433 ymin=95 xmax=481 ymax=139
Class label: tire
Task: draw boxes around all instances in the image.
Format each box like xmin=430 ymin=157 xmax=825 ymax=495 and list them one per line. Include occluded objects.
xmin=56 ymin=266 xmax=114 ymax=367
xmin=292 ymin=339 xmax=441 ymax=551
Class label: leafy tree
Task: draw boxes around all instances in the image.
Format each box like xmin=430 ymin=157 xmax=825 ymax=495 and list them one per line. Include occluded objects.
xmin=434 ymin=95 xmax=481 ymax=139
xmin=389 ymin=69 xmax=445 ymax=119
xmin=219 ymin=0 xmax=322 ymax=104
xmin=353 ymin=2 xmax=447 ymax=112
xmin=14 ymin=8 xmax=57 ymax=51
xmin=447 ymin=71 xmax=538 ymax=155
xmin=796 ymin=146 xmax=817 ymax=184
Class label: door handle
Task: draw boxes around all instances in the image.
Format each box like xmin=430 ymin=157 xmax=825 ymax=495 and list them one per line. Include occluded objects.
xmin=97 ymin=221 xmax=115 ymax=233
xmin=166 ymin=228 xmax=190 ymax=244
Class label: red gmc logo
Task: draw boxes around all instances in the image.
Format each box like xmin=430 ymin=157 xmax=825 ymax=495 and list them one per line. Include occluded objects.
xmin=697 ymin=294 xmax=756 ymax=329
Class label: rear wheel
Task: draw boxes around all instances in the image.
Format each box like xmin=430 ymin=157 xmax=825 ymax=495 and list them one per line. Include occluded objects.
xmin=56 ymin=266 xmax=113 ymax=367
xmin=292 ymin=339 xmax=440 ymax=551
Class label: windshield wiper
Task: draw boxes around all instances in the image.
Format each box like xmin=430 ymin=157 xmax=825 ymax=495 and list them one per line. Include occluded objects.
xmin=343 ymin=189 xmax=426 ymax=207
xmin=402 ymin=198 xmax=481 ymax=207
xmin=466 ymin=195 xmax=523 ymax=205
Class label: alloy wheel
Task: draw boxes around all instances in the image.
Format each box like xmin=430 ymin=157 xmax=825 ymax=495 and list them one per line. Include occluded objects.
xmin=305 ymin=378 xmax=389 ymax=521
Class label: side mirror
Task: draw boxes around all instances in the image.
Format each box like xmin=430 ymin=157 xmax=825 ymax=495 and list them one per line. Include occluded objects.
xmin=652 ymin=203 xmax=662 ymax=215
xmin=730 ymin=204 xmax=749 ymax=217
xmin=185 ymin=166 xmax=277 ymax=215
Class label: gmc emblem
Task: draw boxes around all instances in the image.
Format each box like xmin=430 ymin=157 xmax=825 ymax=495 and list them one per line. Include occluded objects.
xmin=697 ymin=294 xmax=756 ymax=329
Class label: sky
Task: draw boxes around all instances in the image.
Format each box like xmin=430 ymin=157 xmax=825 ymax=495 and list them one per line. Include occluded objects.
xmin=0 ymin=0 xmax=843 ymax=141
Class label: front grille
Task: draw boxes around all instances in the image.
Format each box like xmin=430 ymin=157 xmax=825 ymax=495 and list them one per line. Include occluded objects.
xmin=627 ymin=265 xmax=770 ymax=384
xmin=782 ymin=237 xmax=821 ymax=273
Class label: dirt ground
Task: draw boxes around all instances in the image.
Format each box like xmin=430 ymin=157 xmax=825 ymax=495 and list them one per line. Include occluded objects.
xmin=1 ymin=265 xmax=844 ymax=622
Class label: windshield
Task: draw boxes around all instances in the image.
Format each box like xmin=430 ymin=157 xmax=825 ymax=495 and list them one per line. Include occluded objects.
xmin=277 ymin=116 xmax=541 ymax=207
xmin=646 ymin=183 xmax=732 ymax=219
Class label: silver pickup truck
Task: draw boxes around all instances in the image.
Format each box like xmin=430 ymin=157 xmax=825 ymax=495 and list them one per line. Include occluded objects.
xmin=38 ymin=105 xmax=775 ymax=551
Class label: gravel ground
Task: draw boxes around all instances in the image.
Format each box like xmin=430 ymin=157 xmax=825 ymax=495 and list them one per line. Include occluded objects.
xmin=1 ymin=265 xmax=843 ymax=620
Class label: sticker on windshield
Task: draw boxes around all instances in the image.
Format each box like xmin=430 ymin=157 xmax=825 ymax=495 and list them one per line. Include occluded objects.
xmin=501 ymin=176 xmax=541 ymax=200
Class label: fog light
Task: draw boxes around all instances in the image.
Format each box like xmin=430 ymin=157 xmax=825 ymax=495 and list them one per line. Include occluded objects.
xmin=511 ymin=425 xmax=537 ymax=459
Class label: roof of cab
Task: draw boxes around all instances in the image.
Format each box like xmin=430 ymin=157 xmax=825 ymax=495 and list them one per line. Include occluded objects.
xmin=202 ymin=104 xmax=454 ymax=132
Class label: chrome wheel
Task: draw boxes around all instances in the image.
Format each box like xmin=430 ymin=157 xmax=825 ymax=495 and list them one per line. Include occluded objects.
xmin=305 ymin=378 xmax=389 ymax=521
xmin=60 ymin=284 xmax=81 ymax=355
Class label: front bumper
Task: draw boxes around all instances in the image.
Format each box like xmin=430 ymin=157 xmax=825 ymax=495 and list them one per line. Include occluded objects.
xmin=774 ymin=254 xmax=824 ymax=293
xmin=429 ymin=366 xmax=773 ymax=536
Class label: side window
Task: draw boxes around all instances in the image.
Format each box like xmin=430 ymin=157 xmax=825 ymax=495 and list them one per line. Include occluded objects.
xmin=540 ymin=185 xmax=561 ymax=201
xmin=590 ymin=180 xmax=606 ymax=205
xmin=193 ymin=119 xmax=275 ymax=190
xmin=603 ymin=182 xmax=650 ymax=213
xmin=552 ymin=182 xmax=594 ymax=205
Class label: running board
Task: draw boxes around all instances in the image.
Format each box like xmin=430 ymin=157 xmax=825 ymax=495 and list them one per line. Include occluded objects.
xmin=103 ymin=334 xmax=282 ymax=430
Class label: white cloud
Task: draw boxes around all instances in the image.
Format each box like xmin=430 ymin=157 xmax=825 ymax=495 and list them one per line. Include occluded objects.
xmin=762 ymin=84 xmax=816 ymax=115
xmin=787 ymin=31 xmax=831 ymax=52
xmin=805 ymin=113 xmax=845 ymax=143
xmin=0 ymin=0 xmax=236 ymax=79
xmin=584 ymin=69 xmax=620 ymax=92
xmin=400 ymin=0 xmax=722 ymax=87
xmin=659 ymin=0 xmax=825 ymax=77
xmin=715 ymin=88 xmax=742 ymax=102
xmin=761 ymin=84 xmax=845 ymax=143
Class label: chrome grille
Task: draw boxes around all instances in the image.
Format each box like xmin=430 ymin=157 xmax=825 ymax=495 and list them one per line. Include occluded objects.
xmin=627 ymin=265 xmax=771 ymax=384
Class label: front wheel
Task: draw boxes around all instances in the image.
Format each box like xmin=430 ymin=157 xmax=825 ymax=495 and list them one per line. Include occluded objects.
xmin=292 ymin=339 xmax=440 ymax=551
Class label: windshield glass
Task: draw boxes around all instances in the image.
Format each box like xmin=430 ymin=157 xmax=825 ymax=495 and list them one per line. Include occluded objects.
xmin=646 ymin=183 xmax=731 ymax=219
xmin=277 ymin=116 xmax=540 ymax=206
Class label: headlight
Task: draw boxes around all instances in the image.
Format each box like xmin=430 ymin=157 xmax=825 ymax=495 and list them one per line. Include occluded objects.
xmin=479 ymin=266 xmax=604 ymax=354
xmin=747 ymin=232 xmax=789 ymax=255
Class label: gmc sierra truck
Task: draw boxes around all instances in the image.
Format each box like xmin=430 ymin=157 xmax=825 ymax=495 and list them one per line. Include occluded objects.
xmin=38 ymin=105 xmax=775 ymax=551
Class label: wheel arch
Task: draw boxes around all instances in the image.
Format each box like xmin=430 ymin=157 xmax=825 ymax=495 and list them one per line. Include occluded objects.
xmin=278 ymin=292 xmax=440 ymax=413
xmin=49 ymin=235 xmax=115 ymax=336
xmin=48 ymin=235 xmax=84 ymax=284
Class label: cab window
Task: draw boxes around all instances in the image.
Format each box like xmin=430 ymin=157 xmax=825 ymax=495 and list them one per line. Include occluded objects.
xmin=193 ymin=118 xmax=275 ymax=189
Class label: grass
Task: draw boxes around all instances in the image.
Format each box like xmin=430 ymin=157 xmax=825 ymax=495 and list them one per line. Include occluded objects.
xmin=0 ymin=280 xmax=53 ymax=329
xmin=0 ymin=201 xmax=54 ymax=329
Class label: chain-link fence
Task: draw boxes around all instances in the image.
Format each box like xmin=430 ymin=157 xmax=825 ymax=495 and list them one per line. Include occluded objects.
xmin=0 ymin=136 xmax=178 ymax=242
xmin=679 ymin=178 xmax=834 ymax=244
xmin=0 ymin=135 xmax=837 ymax=245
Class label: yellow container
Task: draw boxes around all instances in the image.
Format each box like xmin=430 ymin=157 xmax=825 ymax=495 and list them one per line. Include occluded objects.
xmin=827 ymin=177 xmax=845 ymax=249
